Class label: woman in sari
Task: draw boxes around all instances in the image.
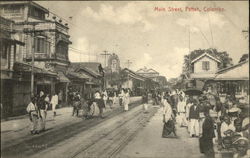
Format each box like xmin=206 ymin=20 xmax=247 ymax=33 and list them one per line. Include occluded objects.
xmin=162 ymin=95 xmax=177 ymax=138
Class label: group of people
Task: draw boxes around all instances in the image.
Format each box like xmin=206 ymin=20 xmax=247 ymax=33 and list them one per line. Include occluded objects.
xmin=26 ymin=91 xmax=59 ymax=135
xmin=157 ymin=88 xmax=249 ymax=158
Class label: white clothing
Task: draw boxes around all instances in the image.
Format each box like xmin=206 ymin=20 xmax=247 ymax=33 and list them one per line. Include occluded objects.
xmin=51 ymin=95 xmax=58 ymax=112
xmin=177 ymin=101 xmax=186 ymax=113
xmin=26 ymin=102 xmax=37 ymax=114
xmin=242 ymin=117 xmax=249 ymax=127
xmin=123 ymin=92 xmax=130 ymax=111
xmin=103 ymin=91 xmax=108 ymax=101
xmin=190 ymin=119 xmax=199 ymax=136
xmin=163 ymin=100 xmax=172 ymax=122
xmin=220 ymin=122 xmax=235 ymax=138
xmin=40 ymin=109 xmax=47 ymax=130
xmin=95 ymin=92 xmax=101 ymax=99
xmin=27 ymin=102 xmax=38 ymax=131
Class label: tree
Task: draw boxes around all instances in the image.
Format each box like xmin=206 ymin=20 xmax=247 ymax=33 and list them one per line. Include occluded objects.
xmin=239 ymin=54 xmax=249 ymax=63
xmin=182 ymin=48 xmax=233 ymax=76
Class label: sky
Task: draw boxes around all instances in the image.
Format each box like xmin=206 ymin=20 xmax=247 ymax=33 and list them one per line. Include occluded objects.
xmin=36 ymin=1 xmax=249 ymax=79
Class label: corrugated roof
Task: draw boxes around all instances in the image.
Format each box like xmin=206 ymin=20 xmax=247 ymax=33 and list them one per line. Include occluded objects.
xmin=214 ymin=60 xmax=249 ymax=80
xmin=71 ymin=62 xmax=103 ymax=77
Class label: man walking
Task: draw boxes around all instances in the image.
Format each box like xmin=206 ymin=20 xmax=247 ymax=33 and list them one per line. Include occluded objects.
xmin=189 ymin=99 xmax=200 ymax=137
xmin=26 ymin=97 xmax=39 ymax=135
xmin=51 ymin=92 xmax=58 ymax=117
xmin=37 ymin=91 xmax=47 ymax=132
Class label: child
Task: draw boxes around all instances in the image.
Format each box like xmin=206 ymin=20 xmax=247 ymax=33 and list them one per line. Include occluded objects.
xmin=26 ymin=97 xmax=39 ymax=135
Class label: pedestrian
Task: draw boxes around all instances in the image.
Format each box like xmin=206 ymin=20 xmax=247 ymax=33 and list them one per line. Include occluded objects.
xmin=199 ymin=107 xmax=215 ymax=158
xmin=103 ymin=90 xmax=108 ymax=107
xmin=162 ymin=95 xmax=177 ymax=138
xmin=177 ymin=92 xmax=187 ymax=127
xmin=123 ymin=89 xmax=130 ymax=111
xmin=112 ymin=91 xmax=117 ymax=107
xmin=142 ymin=91 xmax=148 ymax=113
xmin=95 ymin=91 xmax=105 ymax=118
xmin=51 ymin=92 xmax=58 ymax=117
xmin=26 ymin=97 xmax=39 ymax=135
xmin=189 ymin=99 xmax=200 ymax=137
xmin=37 ymin=91 xmax=47 ymax=132
xmin=118 ymin=89 xmax=124 ymax=107
xmin=170 ymin=89 xmax=178 ymax=117
xmin=72 ymin=92 xmax=81 ymax=117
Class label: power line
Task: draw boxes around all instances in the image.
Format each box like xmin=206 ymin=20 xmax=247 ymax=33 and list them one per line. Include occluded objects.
xmin=207 ymin=13 xmax=214 ymax=48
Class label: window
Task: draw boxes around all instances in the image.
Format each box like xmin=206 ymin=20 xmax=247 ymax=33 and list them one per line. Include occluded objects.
xmin=4 ymin=5 xmax=21 ymax=14
xmin=202 ymin=61 xmax=210 ymax=71
xmin=29 ymin=7 xmax=45 ymax=20
xmin=56 ymin=42 xmax=68 ymax=59
xmin=34 ymin=37 xmax=50 ymax=54
xmin=0 ymin=42 xmax=9 ymax=59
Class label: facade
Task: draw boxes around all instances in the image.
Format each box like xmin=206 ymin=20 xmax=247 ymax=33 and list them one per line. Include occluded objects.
xmin=70 ymin=62 xmax=104 ymax=99
xmin=188 ymin=52 xmax=221 ymax=91
xmin=104 ymin=53 xmax=121 ymax=89
xmin=215 ymin=60 xmax=249 ymax=98
xmin=121 ymin=68 xmax=146 ymax=96
xmin=0 ymin=16 xmax=26 ymax=117
xmin=136 ymin=67 xmax=159 ymax=82
xmin=0 ymin=1 xmax=72 ymax=99
xmin=0 ymin=1 xmax=72 ymax=116
xmin=190 ymin=52 xmax=221 ymax=79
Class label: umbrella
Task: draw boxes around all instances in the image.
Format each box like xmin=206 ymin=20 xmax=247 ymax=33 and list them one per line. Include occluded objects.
xmin=184 ymin=88 xmax=203 ymax=96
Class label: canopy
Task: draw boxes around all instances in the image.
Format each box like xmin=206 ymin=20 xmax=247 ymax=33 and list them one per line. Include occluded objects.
xmin=57 ymin=71 xmax=70 ymax=83
xmin=215 ymin=61 xmax=249 ymax=81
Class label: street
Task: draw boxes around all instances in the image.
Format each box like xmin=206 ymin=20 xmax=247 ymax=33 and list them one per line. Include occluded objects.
xmin=2 ymin=100 xmax=219 ymax=158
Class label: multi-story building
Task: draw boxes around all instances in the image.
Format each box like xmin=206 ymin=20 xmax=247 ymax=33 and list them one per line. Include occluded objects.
xmin=0 ymin=1 xmax=72 ymax=115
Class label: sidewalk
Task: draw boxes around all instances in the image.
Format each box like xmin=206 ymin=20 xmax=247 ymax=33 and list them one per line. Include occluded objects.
xmin=1 ymin=97 xmax=142 ymax=149
xmin=117 ymin=107 xmax=211 ymax=158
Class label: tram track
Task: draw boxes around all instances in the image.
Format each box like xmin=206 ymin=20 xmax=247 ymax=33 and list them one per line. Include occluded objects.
xmin=71 ymin=106 xmax=158 ymax=158
xmin=2 ymin=100 xmax=143 ymax=158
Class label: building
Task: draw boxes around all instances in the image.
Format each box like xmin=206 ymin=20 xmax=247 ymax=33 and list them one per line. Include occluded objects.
xmin=214 ymin=60 xmax=249 ymax=98
xmin=0 ymin=16 xmax=25 ymax=117
xmin=70 ymin=62 xmax=104 ymax=99
xmin=187 ymin=52 xmax=221 ymax=91
xmin=0 ymin=1 xmax=72 ymax=102
xmin=121 ymin=68 xmax=147 ymax=96
xmin=136 ymin=67 xmax=159 ymax=82
xmin=104 ymin=53 xmax=121 ymax=89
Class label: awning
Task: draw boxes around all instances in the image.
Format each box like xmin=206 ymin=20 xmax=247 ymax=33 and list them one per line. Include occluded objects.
xmin=57 ymin=71 xmax=70 ymax=83
xmin=13 ymin=62 xmax=57 ymax=77
xmin=215 ymin=61 xmax=249 ymax=81
xmin=190 ymin=73 xmax=216 ymax=79
xmin=67 ymin=71 xmax=89 ymax=80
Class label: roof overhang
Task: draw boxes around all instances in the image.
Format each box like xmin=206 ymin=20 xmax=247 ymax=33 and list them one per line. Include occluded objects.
xmin=191 ymin=53 xmax=221 ymax=64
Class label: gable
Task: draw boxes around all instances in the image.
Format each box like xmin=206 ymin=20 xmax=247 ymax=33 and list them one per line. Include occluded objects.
xmin=191 ymin=53 xmax=221 ymax=64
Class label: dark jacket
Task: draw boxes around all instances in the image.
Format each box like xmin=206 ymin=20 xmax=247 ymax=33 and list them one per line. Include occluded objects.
xmin=37 ymin=95 xmax=46 ymax=110
xmin=189 ymin=105 xmax=200 ymax=119
xmin=202 ymin=116 xmax=215 ymax=139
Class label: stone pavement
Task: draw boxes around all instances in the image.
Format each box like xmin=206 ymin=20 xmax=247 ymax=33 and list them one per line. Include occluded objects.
xmin=117 ymin=106 xmax=218 ymax=158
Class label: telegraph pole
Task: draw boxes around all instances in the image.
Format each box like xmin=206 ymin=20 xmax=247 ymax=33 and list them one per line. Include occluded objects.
xmin=100 ymin=50 xmax=111 ymax=67
xmin=31 ymin=23 xmax=36 ymax=97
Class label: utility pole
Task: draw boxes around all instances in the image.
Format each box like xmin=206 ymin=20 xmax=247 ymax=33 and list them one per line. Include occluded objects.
xmin=100 ymin=50 xmax=111 ymax=67
xmin=31 ymin=23 xmax=36 ymax=97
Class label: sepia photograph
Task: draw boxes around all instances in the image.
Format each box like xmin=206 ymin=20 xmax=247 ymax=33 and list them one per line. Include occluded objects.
xmin=0 ymin=0 xmax=249 ymax=158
